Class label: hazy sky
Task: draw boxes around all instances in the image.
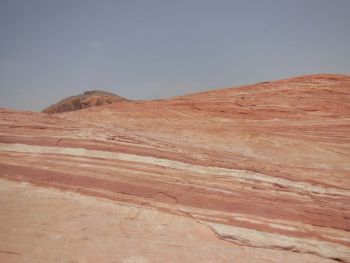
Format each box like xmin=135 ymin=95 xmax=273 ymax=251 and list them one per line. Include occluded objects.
xmin=1 ymin=0 xmax=350 ymax=111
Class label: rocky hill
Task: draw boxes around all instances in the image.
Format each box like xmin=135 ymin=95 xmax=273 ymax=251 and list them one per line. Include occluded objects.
xmin=42 ymin=90 xmax=128 ymax=114
xmin=0 ymin=74 xmax=349 ymax=263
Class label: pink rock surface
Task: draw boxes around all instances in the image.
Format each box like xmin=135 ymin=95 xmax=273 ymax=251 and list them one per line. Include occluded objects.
xmin=0 ymin=74 xmax=349 ymax=262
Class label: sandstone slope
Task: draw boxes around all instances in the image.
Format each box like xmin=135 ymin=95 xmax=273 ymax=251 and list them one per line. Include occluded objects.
xmin=0 ymin=74 xmax=349 ymax=263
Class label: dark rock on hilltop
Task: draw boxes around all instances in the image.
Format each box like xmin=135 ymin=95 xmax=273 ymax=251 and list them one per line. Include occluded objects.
xmin=42 ymin=90 xmax=128 ymax=114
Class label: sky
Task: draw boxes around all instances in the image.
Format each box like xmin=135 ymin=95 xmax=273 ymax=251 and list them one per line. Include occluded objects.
xmin=0 ymin=0 xmax=350 ymax=111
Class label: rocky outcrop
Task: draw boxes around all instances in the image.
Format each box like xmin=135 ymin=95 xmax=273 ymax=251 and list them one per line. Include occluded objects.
xmin=42 ymin=90 xmax=128 ymax=114
xmin=0 ymin=74 xmax=349 ymax=262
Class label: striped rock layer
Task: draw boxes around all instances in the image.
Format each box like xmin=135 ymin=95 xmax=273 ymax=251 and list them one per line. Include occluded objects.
xmin=0 ymin=74 xmax=349 ymax=262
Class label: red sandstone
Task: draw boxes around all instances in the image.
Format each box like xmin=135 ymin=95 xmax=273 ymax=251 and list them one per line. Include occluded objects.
xmin=0 ymin=74 xmax=349 ymax=262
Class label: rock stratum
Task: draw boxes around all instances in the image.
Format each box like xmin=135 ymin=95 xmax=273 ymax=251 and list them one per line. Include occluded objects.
xmin=0 ymin=74 xmax=350 ymax=263
xmin=42 ymin=90 xmax=128 ymax=114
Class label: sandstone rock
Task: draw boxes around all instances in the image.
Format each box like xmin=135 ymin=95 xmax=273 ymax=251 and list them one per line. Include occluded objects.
xmin=42 ymin=90 xmax=128 ymax=114
xmin=0 ymin=74 xmax=349 ymax=262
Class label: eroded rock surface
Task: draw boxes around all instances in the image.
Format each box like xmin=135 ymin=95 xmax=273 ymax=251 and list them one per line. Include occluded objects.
xmin=42 ymin=90 xmax=128 ymax=114
xmin=1 ymin=74 xmax=349 ymax=262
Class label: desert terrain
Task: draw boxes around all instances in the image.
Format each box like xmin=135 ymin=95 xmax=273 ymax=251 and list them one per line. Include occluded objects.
xmin=0 ymin=74 xmax=349 ymax=262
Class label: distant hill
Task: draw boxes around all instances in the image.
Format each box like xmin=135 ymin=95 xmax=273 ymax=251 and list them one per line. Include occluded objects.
xmin=42 ymin=90 xmax=128 ymax=114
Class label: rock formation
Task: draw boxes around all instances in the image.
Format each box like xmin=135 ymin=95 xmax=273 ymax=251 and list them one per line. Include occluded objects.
xmin=0 ymin=74 xmax=349 ymax=262
xmin=42 ymin=90 xmax=128 ymax=114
